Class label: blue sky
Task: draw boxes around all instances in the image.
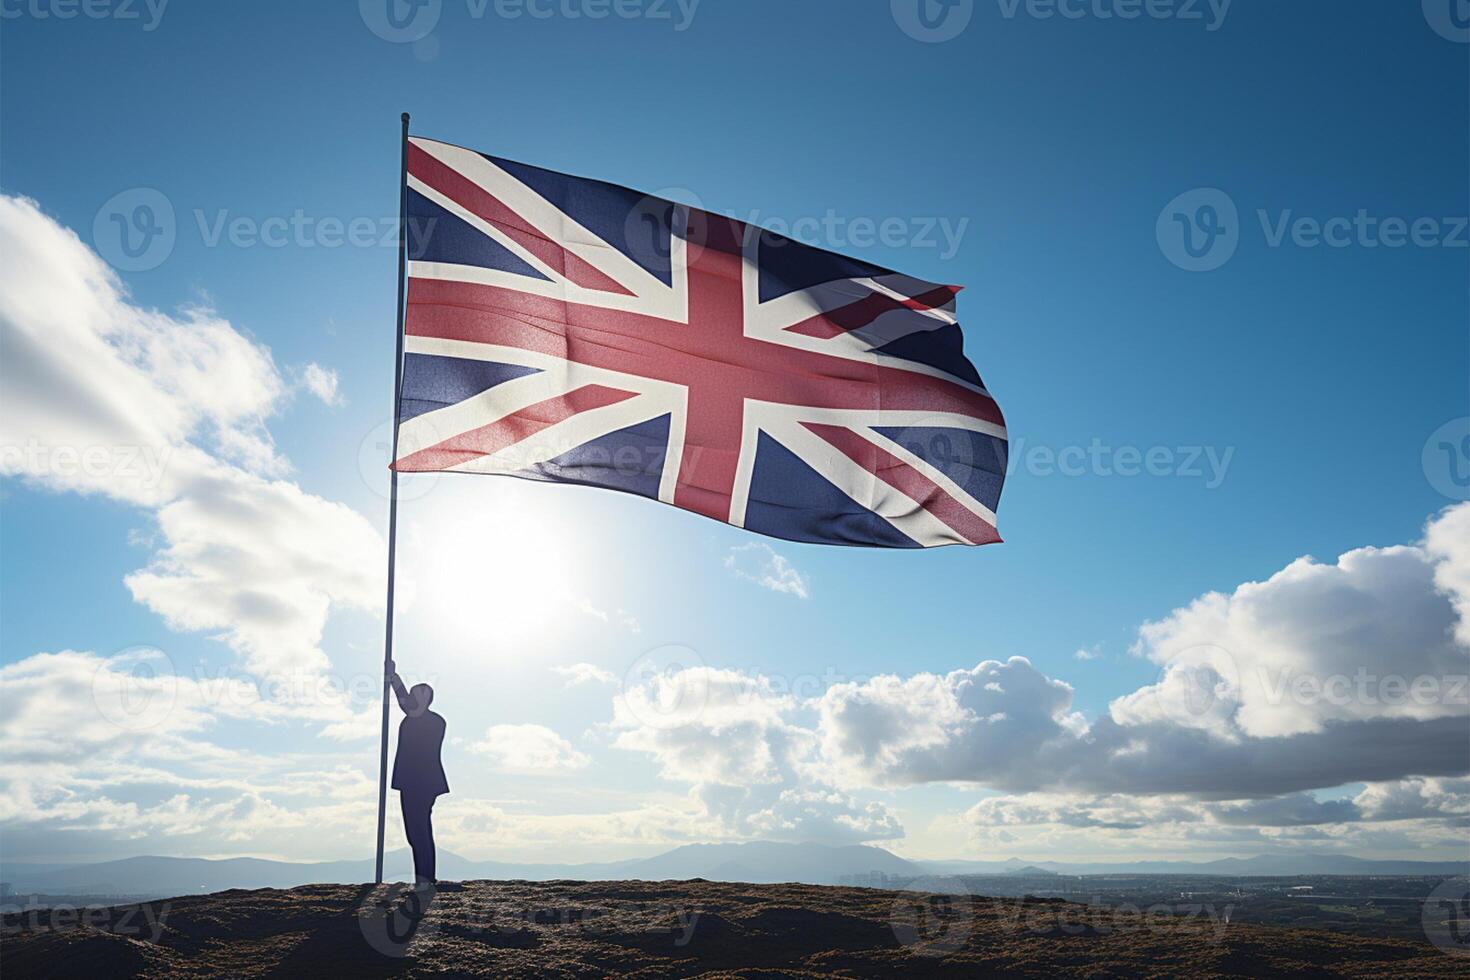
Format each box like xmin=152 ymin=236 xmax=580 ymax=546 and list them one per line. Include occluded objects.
xmin=1 ymin=0 xmax=1467 ymax=867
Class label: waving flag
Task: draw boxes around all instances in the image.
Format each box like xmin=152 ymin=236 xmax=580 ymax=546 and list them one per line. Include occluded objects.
xmin=392 ymin=136 xmax=1008 ymax=548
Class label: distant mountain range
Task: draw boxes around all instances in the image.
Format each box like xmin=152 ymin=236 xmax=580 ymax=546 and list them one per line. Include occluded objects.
xmin=3 ymin=842 xmax=1465 ymax=899
xmin=921 ymin=853 xmax=1470 ymax=877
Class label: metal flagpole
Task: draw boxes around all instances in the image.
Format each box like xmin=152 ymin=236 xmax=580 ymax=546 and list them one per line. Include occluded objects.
xmin=375 ymin=111 xmax=411 ymax=886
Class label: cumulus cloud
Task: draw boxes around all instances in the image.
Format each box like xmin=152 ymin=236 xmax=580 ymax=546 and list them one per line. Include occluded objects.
xmin=1127 ymin=530 xmax=1467 ymax=739
xmin=0 ymin=194 xmax=382 ymax=703
xmin=471 ymin=724 xmax=589 ymax=773
xmin=612 ymin=667 xmax=902 ymax=844
xmin=607 ymin=506 xmax=1470 ymax=851
xmin=724 ymin=543 xmax=810 ymax=599
xmin=811 ymin=505 xmax=1470 ymax=801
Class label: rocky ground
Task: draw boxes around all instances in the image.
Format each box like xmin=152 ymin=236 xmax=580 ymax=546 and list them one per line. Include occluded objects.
xmin=2 ymin=878 xmax=1464 ymax=978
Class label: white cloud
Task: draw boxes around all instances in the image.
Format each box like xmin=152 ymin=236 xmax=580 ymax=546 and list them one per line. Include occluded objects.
xmin=1074 ymin=646 xmax=1102 ymax=661
xmin=300 ymin=363 xmax=342 ymax=406
xmin=551 ymin=663 xmax=617 ymax=687
xmin=470 ymin=724 xmax=589 ymax=773
xmin=606 ymin=506 xmax=1470 ymax=850
xmin=724 ymin=543 xmax=809 ymax=599
xmin=0 ymin=194 xmax=382 ymax=709
xmin=1126 ymin=527 xmax=1467 ymax=739
xmin=810 ymin=506 xmax=1470 ymax=801
xmin=612 ymin=666 xmax=902 ymax=843
xmin=1425 ymin=502 xmax=1470 ymax=647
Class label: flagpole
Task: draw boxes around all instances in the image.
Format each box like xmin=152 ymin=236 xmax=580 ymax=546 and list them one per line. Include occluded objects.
xmin=375 ymin=111 xmax=411 ymax=886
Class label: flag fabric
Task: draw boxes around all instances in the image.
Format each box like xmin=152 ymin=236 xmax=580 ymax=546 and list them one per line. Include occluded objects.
xmin=392 ymin=136 xmax=1008 ymax=548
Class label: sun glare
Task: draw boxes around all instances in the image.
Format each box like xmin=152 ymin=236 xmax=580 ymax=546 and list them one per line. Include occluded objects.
xmin=397 ymin=480 xmax=587 ymax=647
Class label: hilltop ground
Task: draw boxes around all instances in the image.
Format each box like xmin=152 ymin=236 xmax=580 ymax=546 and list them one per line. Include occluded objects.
xmin=2 ymin=878 xmax=1463 ymax=978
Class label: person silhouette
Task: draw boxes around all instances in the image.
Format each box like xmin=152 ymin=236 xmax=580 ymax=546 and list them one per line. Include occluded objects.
xmin=386 ymin=659 xmax=448 ymax=885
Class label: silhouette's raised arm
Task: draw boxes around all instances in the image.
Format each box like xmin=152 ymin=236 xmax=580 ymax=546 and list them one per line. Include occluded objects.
xmin=387 ymin=661 xmax=413 ymax=715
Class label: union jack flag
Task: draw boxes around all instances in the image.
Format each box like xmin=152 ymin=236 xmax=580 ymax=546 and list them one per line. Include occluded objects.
xmin=392 ymin=136 xmax=1008 ymax=548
